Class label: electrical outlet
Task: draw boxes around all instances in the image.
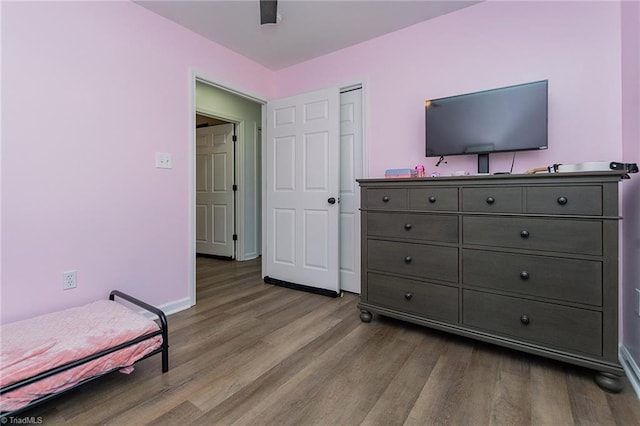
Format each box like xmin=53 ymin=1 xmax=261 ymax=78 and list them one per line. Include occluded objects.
xmin=155 ymin=152 xmax=172 ymax=169
xmin=63 ymin=270 xmax=77 ymax=290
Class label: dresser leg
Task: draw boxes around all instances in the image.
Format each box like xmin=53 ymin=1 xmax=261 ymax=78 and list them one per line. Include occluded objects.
xmin=360 ymin=310 xmax=372 ymax=323
xmin=594 ymin=371 xmax=624 ymax=393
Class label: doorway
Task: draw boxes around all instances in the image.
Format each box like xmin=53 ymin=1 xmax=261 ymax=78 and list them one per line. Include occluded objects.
xmin=189 ymin=75 xmax=365 ymax=307
xmin=195 ymin=80 xmax=263 ymax=262
xmin=189 ymin=75 xmax=265 ymax=306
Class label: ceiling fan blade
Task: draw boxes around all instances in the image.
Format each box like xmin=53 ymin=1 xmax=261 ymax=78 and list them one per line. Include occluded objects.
xmin=260 ymin=0 xmax=278 ymax=25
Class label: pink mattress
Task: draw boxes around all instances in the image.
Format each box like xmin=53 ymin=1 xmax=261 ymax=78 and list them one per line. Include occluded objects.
xmin=0 ymin=300 xmax=162 ymax=412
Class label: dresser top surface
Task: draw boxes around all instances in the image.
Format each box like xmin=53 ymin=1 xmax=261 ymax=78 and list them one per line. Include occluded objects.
xmin=357 ymin=171 xmax=628 ymax=186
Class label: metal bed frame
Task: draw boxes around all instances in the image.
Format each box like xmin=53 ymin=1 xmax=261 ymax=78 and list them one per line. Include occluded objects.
xmin=0 ymin=290 xmax=169 ymax=419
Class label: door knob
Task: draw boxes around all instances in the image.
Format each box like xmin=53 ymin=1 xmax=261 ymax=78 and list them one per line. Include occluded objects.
xmin=328 ymin=197 xmax=336 ymax=205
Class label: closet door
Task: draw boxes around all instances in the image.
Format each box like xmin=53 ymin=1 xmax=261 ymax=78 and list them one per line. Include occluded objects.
xmin=339 ymin=88 xmax=363 ymax=294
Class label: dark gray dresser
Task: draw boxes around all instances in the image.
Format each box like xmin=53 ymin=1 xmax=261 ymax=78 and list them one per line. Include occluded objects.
xmin=358 ymin=171 xmax=628 ymax=392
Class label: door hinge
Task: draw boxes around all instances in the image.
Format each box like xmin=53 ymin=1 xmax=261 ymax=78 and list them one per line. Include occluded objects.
xmin=233 ymin=234 xmax=238 ymax=241
xmin=232 ymin=184 xmax=238 ymax=191
xmin=232 ymin=135 xmax=237 ymax=142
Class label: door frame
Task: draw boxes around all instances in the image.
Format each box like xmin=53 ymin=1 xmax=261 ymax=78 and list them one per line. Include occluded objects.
xmin=188 ymin=69 xmax=367 ymax=307
xmin=189 ymin=70 xmax=267 ymax=307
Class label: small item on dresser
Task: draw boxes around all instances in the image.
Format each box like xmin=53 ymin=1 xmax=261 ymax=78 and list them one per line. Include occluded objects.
xmin=610 ymin=162 xmax=639 ymax=173
xmin=384 ymin=168 xmax=415 ymax=178
xmin=526 ymin=161 xmax=639 ymax=174
xmin=414 ymin=165 xmax=426 ymax=178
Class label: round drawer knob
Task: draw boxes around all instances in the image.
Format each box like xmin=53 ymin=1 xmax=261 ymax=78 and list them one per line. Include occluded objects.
xmin=382 ymin=196 xmax=390 ymax=203
xmin=404 ymin=223 xmax=412 ymax=230
xmin=428 ymin=196 xmax=437 ymax=203
xmin=520 ymin=230 xmax=530 ymax=239
xmin=404 ymin=256 xmax=412 ymax=264
xmin=520 ymin=314 xmax=530 ymax=325
xmin=520 ymin=271 xmax=530 ymax=280
xmin=486 ymin=196 xmax=495 ymax=205
xmin=404 ymin=292 xmax=413 ymax=300
xmin=557 ymin=196 xmax=568 ymax=205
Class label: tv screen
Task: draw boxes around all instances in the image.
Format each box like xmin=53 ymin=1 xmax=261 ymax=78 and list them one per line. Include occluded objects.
xmin=425 ymin=80 xmax=548 ymax=173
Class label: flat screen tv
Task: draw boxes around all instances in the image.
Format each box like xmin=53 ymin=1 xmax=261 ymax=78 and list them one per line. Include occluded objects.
xmin=425 ymin=80 xmax=548 ymax=174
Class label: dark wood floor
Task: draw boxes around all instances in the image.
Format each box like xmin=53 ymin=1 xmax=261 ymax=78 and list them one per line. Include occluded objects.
xmin=22 ymin=257 xmax=640 ymax=425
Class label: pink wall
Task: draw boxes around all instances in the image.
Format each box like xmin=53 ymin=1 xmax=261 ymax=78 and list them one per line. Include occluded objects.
xmin=1 ymin=1 xmax=275 ymax=323
xmin=275 ymin=1 xmax=623 ymax=177
xmin=621 ymin=0 xmax=640 ymax=367
xmin=1 ymin=0 xmax=632 ymax=329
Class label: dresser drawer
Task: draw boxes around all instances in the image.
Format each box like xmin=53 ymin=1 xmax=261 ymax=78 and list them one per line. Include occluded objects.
xmin=526 ymin=186 xmax=602 ymax=215
xmin=462 ymin=187 xmax=522 ymax=213
xmin=409 ymin=188 xmax=459 ymax=211
xmin=367 ymin=273 xmax=458 ymax=322
xmin=463 ymin=249 xmax=602 ymax=306
xmin=463 ymin=216 xmax=602 ymax=256
xmin=463 ymin=290 xmax=602 ymax=356
xmin=368 ymin=240 xmax=458 ymax=283
xmin=364 ymin=188 xmax=407 ymax=209
xmin=367 ymin=212 xmax=458 ymax=243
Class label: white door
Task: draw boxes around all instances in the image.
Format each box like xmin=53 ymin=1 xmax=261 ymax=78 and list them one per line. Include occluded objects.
xmin=339 ymin=88 xmax=363 ymax=293
xmin=264 ymin=87 xmax=341 ymax=295
xmin=196 ymin=123 xmax=235 ymax=258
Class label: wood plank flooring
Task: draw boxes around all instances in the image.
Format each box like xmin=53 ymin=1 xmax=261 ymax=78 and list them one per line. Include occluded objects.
xmin=20 ymin=257 xmax=640 ymax=425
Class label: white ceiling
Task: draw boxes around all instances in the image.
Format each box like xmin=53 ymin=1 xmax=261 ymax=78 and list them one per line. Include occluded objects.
xmin=135 ymin=0 xmax=480 ymax=70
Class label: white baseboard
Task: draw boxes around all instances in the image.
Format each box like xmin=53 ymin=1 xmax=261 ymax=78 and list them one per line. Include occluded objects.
xmin=620 ymin=345 xmax=640 ymax=399
xmin=137 ymin=297 xmax=193 ymax=320
xmin=158 ymin=297 xmax=193 ymax=316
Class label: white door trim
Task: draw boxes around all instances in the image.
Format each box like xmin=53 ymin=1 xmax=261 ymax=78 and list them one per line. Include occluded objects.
xmin=188 ymin=69 xmax=267 ymax=307
xmin=194 ymin=70 xmax=268 ymax=104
